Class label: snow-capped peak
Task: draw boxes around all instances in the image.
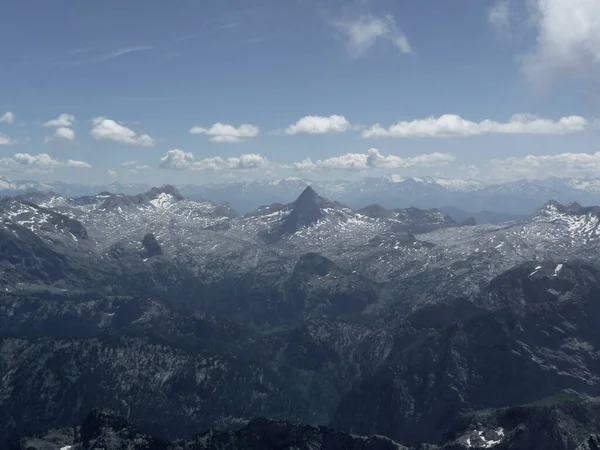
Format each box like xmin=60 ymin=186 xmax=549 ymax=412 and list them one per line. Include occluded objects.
xmin=382 ymin=175 xmax=484 ymax=192
xmin=150 ymin=192 xmax=176 ymax=209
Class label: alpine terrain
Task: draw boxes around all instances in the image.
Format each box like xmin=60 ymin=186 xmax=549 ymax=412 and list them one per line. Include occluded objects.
xmin=3 ymin=185 xmax=600 ymax=449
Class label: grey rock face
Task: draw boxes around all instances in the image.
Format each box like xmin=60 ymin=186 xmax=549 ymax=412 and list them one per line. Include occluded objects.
xmin=142 ymin=233 xmax=163 ymax=258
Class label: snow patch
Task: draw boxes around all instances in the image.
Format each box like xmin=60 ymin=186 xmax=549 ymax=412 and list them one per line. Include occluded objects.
xmin=530 ymin=266 xmax=542 ymax=276
xmin=466 ymin=428 xmax=505 ymax=448
xmin=150 ymin=192 xmax=175 ymax=209
xmin=554 ymin=264 xmax=563 ymax=276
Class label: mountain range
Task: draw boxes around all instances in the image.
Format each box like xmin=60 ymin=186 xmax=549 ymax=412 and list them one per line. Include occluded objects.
xmin=4 ymin=184 xmax=600 ymax=448
xmin=6 ymin=174 xmax=600 ymax=219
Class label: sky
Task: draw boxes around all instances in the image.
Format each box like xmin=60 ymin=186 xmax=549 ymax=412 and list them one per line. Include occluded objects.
xmin=1 ymin=0 xmax=600 ymax=186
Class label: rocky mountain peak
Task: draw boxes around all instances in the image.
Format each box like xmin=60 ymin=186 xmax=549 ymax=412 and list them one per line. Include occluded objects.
xmin=279 ymin=186 xmax=325 ymax=235
xmin=294 ymin=185 xmax=320 ymax=209
xmin=146 ymin=185 xmax=184 ymax=201
xmin=536 ymin=200 xmax=600 ymax=220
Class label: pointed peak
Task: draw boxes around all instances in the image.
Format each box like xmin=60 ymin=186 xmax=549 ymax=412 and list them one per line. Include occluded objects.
xmin=297 ymin=185 xmax=317 ymax=200
xmin=292 ymin=185 xmax=323 ymax=212
xmin=537 ymin=200 xmax=565 ymax=215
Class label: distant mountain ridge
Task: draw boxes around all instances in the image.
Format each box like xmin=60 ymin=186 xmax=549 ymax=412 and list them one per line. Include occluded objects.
xmin=6 ymin=175 xmax=600 ymax=218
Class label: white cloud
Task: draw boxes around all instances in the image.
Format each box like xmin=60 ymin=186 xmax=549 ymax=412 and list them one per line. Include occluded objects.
xmin=488 ymin=1 xmax=511 ymax=34
xmin=293 ymin=149 xmax=454 ymax=171
xmin=523 ymin=0 xmax=600 ymax=85
xmin=190 ymin=123 xmax=259 ymax=143
xmin=159 ymin=149 xmax=269 ymax=171
xmin=362 ymin=114 xmax=588 ymax=138
xmin=121 ymin=160 xmax=138 ymax=166
xmin=43 ymin=113 xmax=75 ymax=128
xmin=159 ymin=149 xmax=196 ymax=171
xmin=136 ymin=165 xmax=151 ymax=170
xmin=0 ymin=133 xmax=18 ymax=146
xmin=44 ymin=127 xmax=75 ymax=143
xmin=332 ymin=14 xmax=412 ymax=56
xmin=91 ymin=117 xmax=155 ymax=147
xmin=0 ymin=152 xmax=91 ymax=172
xmin=0 ymin=112 xmax=15 ymax=124
xmin=285 ymin=115 xmax=351 ymax=135
xmin=485 ymin=152 xmax=600 ymax=181
xmin=107 ymin=169 xmax=118 ymax=178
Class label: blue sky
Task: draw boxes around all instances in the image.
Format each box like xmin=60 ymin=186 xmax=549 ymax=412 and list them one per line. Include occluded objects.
xmin=1 ymin=0 xmax=599 ymax=185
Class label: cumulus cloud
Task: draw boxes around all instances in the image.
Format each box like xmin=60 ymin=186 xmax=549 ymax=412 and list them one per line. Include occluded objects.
xmin=91 ymin=117 xmax=155 ymax=147
xmin=0 ymin=133 xmax=18 ymax=146
xmin=362 ymin=114 xmax=588 ymax=138
xmin=523 ymin=0 xmax=600 ymax=85
xmin=487 ymin=152 xmax=600 ymax=181
xmin=332 ymin=14 xmax=412 ymax=56
xmin=44 ymin=127 xmax=75 ymax=143
xmin=0 ymin=112 xmax=15 ymax=124
xmin=121 ymin=160 xmax=138 ymax=167
xmin=43 ymin=114 xmax=76 ymax=143
xmin=285 ymin=115 xmax=351 ymax=135
xmin=107 ymin=169 xmax=118 ymax=178
xmin=190 ymin=123 xmax=259 ymax=143
xmin=159 ymin=149 xmax=196 ymax=171
xmin=293 ymin=149 xmax=455 ymax=171
xmin=488 ymin=1 xmax=511 ymax=34
xmin=43 ymin=113 xmax=75 ymax=128
xmin=159 ymin=149 xmax=269 ymax=172
xmin=135 ymin=165 xmax=151 ymax=170
xmin=0 ymin=152 xmax=91 ymax=172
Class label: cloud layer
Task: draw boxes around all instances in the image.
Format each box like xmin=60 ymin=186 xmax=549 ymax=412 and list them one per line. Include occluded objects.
xmin=91 ymin=117 xmax=155 ymax=147
xmin=362 ymin=114 xmax=588 ymax=138
xmin=487 ymin=152 xmax=600 ymax=181
xmin=190 ymin=123 xmax=259 ymax=143
xmin=159 ymin=149 xmax=268 ymax=171
xmin=159 ymin=148 xmax=453 ymax=174
xmin=293 ymin=149 xmax=454 ymax=171
xmin=0 ymin=153 xmax=91 ymax=173
xmin=333 ymin=14 xmax=412 ymax=56
xmin=285 ymin=115 xmax=351 ymax=135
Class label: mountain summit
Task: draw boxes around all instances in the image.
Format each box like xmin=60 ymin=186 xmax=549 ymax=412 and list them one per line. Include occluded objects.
xmin=283 ymin=186 xmax=324 ymax=234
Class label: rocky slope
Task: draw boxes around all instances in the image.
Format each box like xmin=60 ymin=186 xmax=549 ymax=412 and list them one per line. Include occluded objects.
xmin=333 ymin=260 xmax=600 ymax=446
xmin=3 ymin=186 xmax=600 ymax=449
xmin=15 ymin=405 xmax=600 ymax=450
